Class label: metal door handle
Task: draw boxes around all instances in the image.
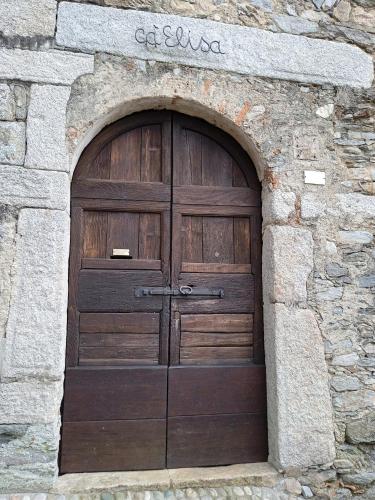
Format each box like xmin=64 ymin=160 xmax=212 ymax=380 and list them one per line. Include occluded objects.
xmin=135 ymin=286 xmax=224 ymax=298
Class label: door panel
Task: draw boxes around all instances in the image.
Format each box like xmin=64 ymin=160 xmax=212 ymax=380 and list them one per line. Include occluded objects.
xmin=168 ymin=366 xmax=266 ymax=416
xmin=61 ymin=111 xmax=266 ymax=474
xmin=63 ymin=367 xmax=167 ymax=421
xmin=167 ymin=414 xmax=267 ymax=468
xmin=61 ymin=419 xmax=167 ymax=473
xmin=167 ymin=113 xmax=266 ymax=467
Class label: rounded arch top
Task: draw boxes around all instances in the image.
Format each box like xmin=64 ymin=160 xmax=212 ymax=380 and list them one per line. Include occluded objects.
xmin=73 ymin=110 xmax=260 ymax=192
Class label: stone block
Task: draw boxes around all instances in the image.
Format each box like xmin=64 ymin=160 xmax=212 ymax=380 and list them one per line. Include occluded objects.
xmin=56 ymin=2 xmax=374 ymax=88
xmin=262 ymin=190 xmax=296 ymax=224
xmin=14 ymin=85 xmax=29 ymax=121
xmin=338 ymin=230 xmax=373 ymax=245
xmin=358 ymin=274 xmax=375 ymax=288
xmin=336 ymin=193 xmax=375 ymax=220
xmin=334 ymin=390 xmax=375 ymax=411
xmin=331 ymin=352 xmax=359 ymax=366
xmin=316 ymin=286 xmax=343 ymax=301
xmin=264 ymin=303 xmax=335 ymax=468
xmin=346 ymin=414 xmax=375 ymax=444
xmin=301 ymin=194 xmax=326 ymax=219
xmin=2 ymin=209 xmax=70 ymax=379
xmin=0 ymin=49 xmax=94 ymax=85
xmin=0 ymin=380 xmax=63 ymax=424
xmin=0 ymin=122 xmax=25 ymax=165
xmin=331 ymin=376 xmax=361 ymax=392
xmin=263 ymin=226 xmax=313 ymax=304
xmin=0 ymin=166 xmax=69 ymax=209
xmin=0 ymin=84 xmax=15 ymax=121
xmin=273 ymin=15 xmax=319 ymax=35
xmin=25 ymin=85 xmax=71 ymax=171
xmin=0 ymin=422 xmax=59 ymax=467
xmin=0 ymin=0 xmax=56 ymax=38
xmin=0 ymin=206 xmax=17 ymax=340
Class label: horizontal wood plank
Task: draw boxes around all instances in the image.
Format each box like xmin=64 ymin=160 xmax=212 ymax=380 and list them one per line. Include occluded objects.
xmin=80 ymin=333 xmax=159 ymax=347
xmin=180 ymin=332 xmax=252 ymax=347
xmin=72 ymin=198 xmax=169 ymax=212
xmin=78 ymin=270 xmax=163 ymax=312
xmin=79 ymin=358 xmax=159 ymax=366
xmin=168 ymin=365 xmax=266 ymax=416
xmin=63 ymin=367 xmax=167 ymax=421
xmin=61 ymin=419 xmax=166 ymax=473
xmin=72 ymin=179 xmax=171 ymax=202
xmin=173 ymin=186 xmax=260 ymax=207
xmin=80 ymin=312 xmax=159 ymax=334
xmin=174 ymin=204 xmax=260 ymax=216
xmin=167 ymin=413 xmax=267 ymax=468
xmin=79 ymin=346 xmax=159 ymax=362
xmin=181 ymin=262 xmax=251 ymax=274
xmin=180 ymin=346 xmax=253 ymax=364
xmin=181 ymin=314 xmax=253 ymax=332
xmin=82 ymin=258 xmax=161 ymax=270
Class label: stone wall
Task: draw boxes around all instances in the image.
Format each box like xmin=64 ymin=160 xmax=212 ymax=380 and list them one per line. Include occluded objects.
xmin=0 ymin=0 xmax=374 ymax=498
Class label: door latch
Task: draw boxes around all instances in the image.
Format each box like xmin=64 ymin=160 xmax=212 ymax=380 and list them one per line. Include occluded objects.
xmin=135 ymin=285 xmax=224 ymax=298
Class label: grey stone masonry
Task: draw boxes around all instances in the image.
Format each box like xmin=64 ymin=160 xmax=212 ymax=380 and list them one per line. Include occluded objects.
xmin=0 ymin=49 xmax=94 ymax=85
xmin=56 ymin=2 xmax=373 ymax=88
xmin=25 ymin=85 xmax=71 ymax=171
xmin=2 ymin=209 xmax=70 ymax=380
xmin=0 ymin=166 xmax=69 ymax=209
xmin=0 ymin=122 xmax=25 ymax=165
xmin=0 ymin=0 xmax=57 ymax=37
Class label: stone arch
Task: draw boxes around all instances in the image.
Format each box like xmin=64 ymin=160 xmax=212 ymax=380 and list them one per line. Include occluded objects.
xmin=69 ymin=96 xmax=266 ymax=183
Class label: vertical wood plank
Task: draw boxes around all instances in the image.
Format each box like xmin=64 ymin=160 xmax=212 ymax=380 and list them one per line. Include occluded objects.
xmin=182 ymin=216 xmax=203 ymax=263
xmin=201 ymin=136 xmax=232 ymax=187
xmin=141 ymin=125 xmax=162 ymax=182
xmin=66 ymin=207 xmax=83 ymax=367
xmin=232 ymin=161 xmax=248 ymax=187
xmin=138 ymin=213 xmax=160 ymax=260
xmin=203 ymin=217 xmax=234 ymax=264
xmin=106 ymin=212 xmax=140 ymax=259
xmin=110 ymin=129 xmax=141 ymax=181
xmin=159 ymin=209 xmax=171 ymax=365
xmin=187 ymin=130 xmax=202 ymax=185
xmin=83 ymin=211 xmax=108 ymax=258
xmin=234 ymin=218 xmax=251 ymax=264
xmin=251 ymin=214 xmax=264 ymax=364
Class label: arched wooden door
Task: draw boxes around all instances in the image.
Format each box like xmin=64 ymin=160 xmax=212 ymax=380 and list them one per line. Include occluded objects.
xmin=60 ymin=111 xmax=267 ymax=473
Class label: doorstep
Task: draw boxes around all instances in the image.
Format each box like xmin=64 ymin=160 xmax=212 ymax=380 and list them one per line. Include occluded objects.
xmin=52 ymin=463 xmax=280 ymax=495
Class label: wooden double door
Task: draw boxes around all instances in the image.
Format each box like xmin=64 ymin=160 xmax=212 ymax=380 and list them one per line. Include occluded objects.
xmin=60 ymin=111 xmax=267 ymax=473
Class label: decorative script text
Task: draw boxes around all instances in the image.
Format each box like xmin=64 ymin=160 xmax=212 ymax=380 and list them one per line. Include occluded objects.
xmin=135 ymin=25 xmax=225 ymax=55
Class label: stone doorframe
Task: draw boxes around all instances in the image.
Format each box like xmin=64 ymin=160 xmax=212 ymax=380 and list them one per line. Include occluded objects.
xmin=0 ymin=52 xmax=335 ymax=492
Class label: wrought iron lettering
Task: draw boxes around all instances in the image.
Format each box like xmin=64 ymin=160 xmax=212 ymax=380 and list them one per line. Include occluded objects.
xmin=135 ymin=24 xmax=225 ymax=55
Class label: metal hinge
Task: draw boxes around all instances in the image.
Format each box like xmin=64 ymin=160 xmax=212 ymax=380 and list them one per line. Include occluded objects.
xmin=135 ymin=285 xmax=224 ymax=298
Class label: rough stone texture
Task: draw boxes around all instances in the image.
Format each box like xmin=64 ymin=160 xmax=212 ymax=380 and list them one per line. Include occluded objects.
xmin=56 ymin=2 xmax=373 ymax=88
xmin=0 ymin=122 xmax=25 ymax=165
xmin=0 ymin=49 xmax=94 ymax=85
xmin=301 ymin=193 xmax=326 ymax=219
xmin=263 ymin=226 xmax=313 ymax=305
xmin=25 ymin=85 xmax=71 ymax=171
xmin=0 ymin=166 xmax=69 ymax=209
xmin=0 ymin=0 xmax=57 ymax=38
xmin=346 ymin=414 xmax=375 ymax=444
xmin=1 ymin=209 xmax=70 ymax=379
xmin=0 ymin=381 xmax=63 ymax=424
xmin=264 ymin=304 xmax=335 ymax=468
xmin=0 ymin=423 xmax=60 ymax=493
xmin=262 ymin=190 xmax=296 ymax=224
xmin=0 ymin=84 xmax=15 ymax=121
xmin=0 ymin=206 xmax=17 ymax=345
